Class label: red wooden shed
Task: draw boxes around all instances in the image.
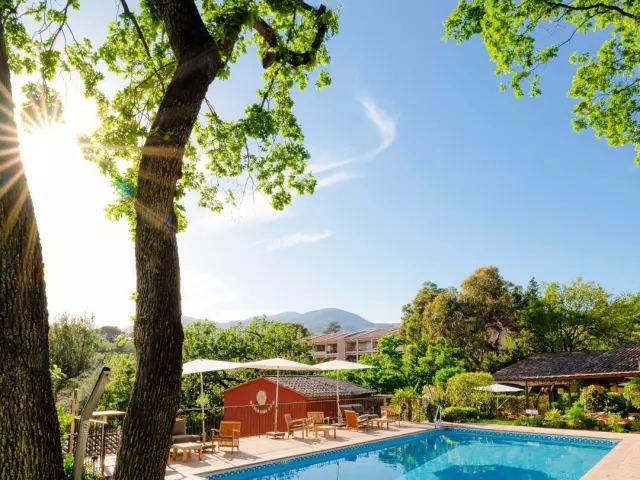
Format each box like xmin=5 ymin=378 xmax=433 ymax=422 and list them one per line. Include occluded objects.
xmin=222 ymin=375 xmax=376 ymax=437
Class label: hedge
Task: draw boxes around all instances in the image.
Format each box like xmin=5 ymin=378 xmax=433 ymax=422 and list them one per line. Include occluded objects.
xmin=441 ymin=407 xmax=480 ymax=423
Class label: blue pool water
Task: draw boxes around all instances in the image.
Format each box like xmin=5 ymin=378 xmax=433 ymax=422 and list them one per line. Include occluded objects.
xmin=210 ymin=429 xmax=618 ymax=480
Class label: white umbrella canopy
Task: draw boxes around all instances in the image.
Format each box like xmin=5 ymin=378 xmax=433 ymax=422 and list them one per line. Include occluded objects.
xmin=474 ymin=383 xmax=523 ymax=416
xmin=242 ymin=358 xmax=320 ymax=370
xmin=182 ymin=359 xmax=244 ymax=375
xmin=182 ymin=359 xmax=244 ymax=441
xmin=475 ymin=384 xmax=523 ymax=393
xmin=316 ymin=360 xmax=372 ymax=422
xmin=243 ymin=358 xmax=319 ymax=435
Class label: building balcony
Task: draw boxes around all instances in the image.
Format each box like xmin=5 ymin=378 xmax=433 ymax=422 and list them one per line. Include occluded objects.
xmin=313 ymin=351 xmax=338 ymax=358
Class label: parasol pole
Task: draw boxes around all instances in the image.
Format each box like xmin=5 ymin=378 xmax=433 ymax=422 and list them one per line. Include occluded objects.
xmin=336 ymin=371 xmax=340 ymax=422
xmin=274 ymin=368 xmax=280 ymax=433
xmin=200 ymin=372 xmax=206 ymax=442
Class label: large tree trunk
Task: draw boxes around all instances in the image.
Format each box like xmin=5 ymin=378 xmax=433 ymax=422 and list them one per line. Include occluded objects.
xmin=112 ymin=3 xmax=221 ymax=478
xmin=0 ymin=19 xmax=64 ymax=480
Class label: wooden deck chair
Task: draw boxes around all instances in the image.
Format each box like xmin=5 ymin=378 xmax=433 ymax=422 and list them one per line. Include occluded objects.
xmin=211 ymin=421 xmax=241 ymax=452
xmin=381 ymin=406 xmax=401 ymax=426
xmin=284 ymin=413 xmax=310 ymax=438
xmin=344 ymin=410 xmax=369 ymax=432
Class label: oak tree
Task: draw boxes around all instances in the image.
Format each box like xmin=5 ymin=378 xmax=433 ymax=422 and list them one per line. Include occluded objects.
xmin=0 ymin=1 xmax=79 ymax=478
xmin=445 ymin=1 xmax=640 ymax=162
xmin=73 ymin=1 xmax=339 ymax=477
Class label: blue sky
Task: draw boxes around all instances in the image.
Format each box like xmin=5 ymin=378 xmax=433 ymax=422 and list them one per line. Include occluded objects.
xmin=20 ymin=1 xmax=640 ymax=327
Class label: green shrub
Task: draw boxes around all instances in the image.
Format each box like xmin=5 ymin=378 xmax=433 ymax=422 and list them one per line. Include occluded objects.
xmin=425 ymin=403 xmax=439 ymax=422
xmin=544 ymin=420 xmax=567 ymax=429
xmin=446 ymin=372 xmax=494 ymax=415
xmin=561 ymin=392 xmax=580 ymax=409
xmin=441 ymin=406 xmax=480 ymax=423
xmin=496 ymin=395 xmax=525 ymax=416
xmin=514 ymin=416 xmax=544 ymax=427
xmin=63 ymin=455 xmax=101 ymax=480
xmin=627 ymin=419 xmax=640 ymax=432
xmin=564 ymin=405 xmax=602 ymax=430
xmin=544 ymin=408 xmax=563 ymax=422
xmin=624 ymin=379 xmax=640 ymax=410
xmin=580 ymin=386 xmax=607 ymax=413
xmin=604 ymin=392 xmax=624 ymax=414
xmin=564 ymin=405 xmax=586 ymax=425
xmin=57 ymin=406 xmax=73 ymax=446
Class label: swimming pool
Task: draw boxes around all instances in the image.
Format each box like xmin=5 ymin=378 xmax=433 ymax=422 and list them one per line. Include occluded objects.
xmin=209 ymin=428 xmax=618 ymax=480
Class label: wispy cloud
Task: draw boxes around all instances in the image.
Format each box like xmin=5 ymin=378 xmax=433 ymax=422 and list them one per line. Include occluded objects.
xmin=312 ymin=98 xmax=397 ymax=174
xmin=266 ymin=230 xmax=333 ymax=252
xmin=317 ymin=171 xmax=363 ymax=189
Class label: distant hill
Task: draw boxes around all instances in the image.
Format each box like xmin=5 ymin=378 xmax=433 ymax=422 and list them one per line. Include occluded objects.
xmin=122 ymin=308 xmax=398 ymax=333
xmin=219 ymin=308 xmax=398 ymax=333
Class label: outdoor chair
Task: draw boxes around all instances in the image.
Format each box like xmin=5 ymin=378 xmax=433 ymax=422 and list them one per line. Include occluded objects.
xmin=284 ymin=413 xmax=311 ymax=438
xmin=381 ymin=406 xmax=400 ymax=426
xmin=307 ymin=411 xmax=338 ymax=439
xmin=344 ymin=410 xmax=369 ymax=432
xmin=211 ymin=421 xmax=241 ymax=452
xmin=171 ymin=419 xmax=201 ymax=444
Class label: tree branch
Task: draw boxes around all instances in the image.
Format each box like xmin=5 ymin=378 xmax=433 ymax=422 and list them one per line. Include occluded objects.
xmin=253 ymin=4 xmax=328 ymax=69
xmin=120 ymin=0 xmax=153 ymax=59
xmin=545 ymin=1 xmax=639 ymax=22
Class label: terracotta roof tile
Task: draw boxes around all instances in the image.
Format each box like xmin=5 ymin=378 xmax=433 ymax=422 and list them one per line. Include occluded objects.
xmin=493 ymin=342 xmax=640 ymax=381
xmin=264 ymin=375 xmax=376 ymax=398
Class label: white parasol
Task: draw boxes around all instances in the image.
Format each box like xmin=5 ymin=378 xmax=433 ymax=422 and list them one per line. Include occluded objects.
xmin=316 ymin=360 xmax=372 ymax=422
xmin=474 ymin=383 xmax=523 ymax=416
xmin=182 ymin=359 xmax=244 ymax=441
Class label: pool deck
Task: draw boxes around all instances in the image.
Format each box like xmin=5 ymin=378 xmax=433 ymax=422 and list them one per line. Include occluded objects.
xmin=130 ymin=421 xmax=640 ymax=479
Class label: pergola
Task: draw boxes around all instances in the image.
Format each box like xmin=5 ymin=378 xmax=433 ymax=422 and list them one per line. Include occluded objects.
xmin=492 ymin=342 xmax=640 ymax=409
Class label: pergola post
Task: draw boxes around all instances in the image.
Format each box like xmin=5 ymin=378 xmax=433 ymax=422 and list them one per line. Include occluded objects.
xmin=567 ymin=384 xmax=573 ymax=407
xmin=525 ymin=380 xmax=529 ymax=410
xmin=548 ymin=385 xmax=554 ymax=408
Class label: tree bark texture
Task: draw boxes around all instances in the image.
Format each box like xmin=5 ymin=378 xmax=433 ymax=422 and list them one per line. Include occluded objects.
xmin=112 ymin=3 xmax=221 ymax=478
xmin=0 ymin=19 xmax=65 ymax=480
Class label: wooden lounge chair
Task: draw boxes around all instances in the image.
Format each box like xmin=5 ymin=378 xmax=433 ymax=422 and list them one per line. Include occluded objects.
xmin=344 ymin=410 xmax=369 ymax=432
xmin=381 ymin=406 xmax=400 ymax=426
xmin=284 ymin=413 xmax=310 ymax=438
xmin=307 ymin=411 xmax=337 ymax=439
xmin=211 ymin=421 xmax=241 ymax=452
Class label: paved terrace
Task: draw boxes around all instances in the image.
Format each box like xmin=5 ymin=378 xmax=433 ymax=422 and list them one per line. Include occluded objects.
xmin=104 ymin=422 xmax=640 ymax=479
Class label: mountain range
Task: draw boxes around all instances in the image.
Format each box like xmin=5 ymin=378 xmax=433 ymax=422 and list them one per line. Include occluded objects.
xmin=123 ymin=308 xmax=398 ymax=333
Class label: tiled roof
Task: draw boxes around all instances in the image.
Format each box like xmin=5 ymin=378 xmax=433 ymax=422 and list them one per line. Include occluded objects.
xmin=493 ymin=342 xmax=640 ymax=381
xmin=580 ymin=342 xmax=640 ymax=374
xmin=309 ymin=327 xmax=400 ymax=344
xmin=308 ymin=332 xmax=353 ymax=343
xmin=264 ymin=375 xmax=376 ymax=398
xmin=345 ymin=327 xmax=400 ymax=340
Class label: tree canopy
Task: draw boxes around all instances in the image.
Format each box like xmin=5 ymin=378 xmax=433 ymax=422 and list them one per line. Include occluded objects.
xmin=75 ymin=0 xmax=339 ymax=231
xmin=324 ymin=321 xmax=341 ymax=334
xmin=445 ymin=1 xmax=640 ymax=163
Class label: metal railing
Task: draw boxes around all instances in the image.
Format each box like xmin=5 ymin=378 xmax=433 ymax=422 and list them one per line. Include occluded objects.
xmin=64 ymin=417 xmax=120 ymax=478
xmin=178 ymin=397 xmax=385 ymax=439
xmin=60 ymin=396 xmax=398 ymax=476
xmin=434 ymin=405 xmax=442 ymax=429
